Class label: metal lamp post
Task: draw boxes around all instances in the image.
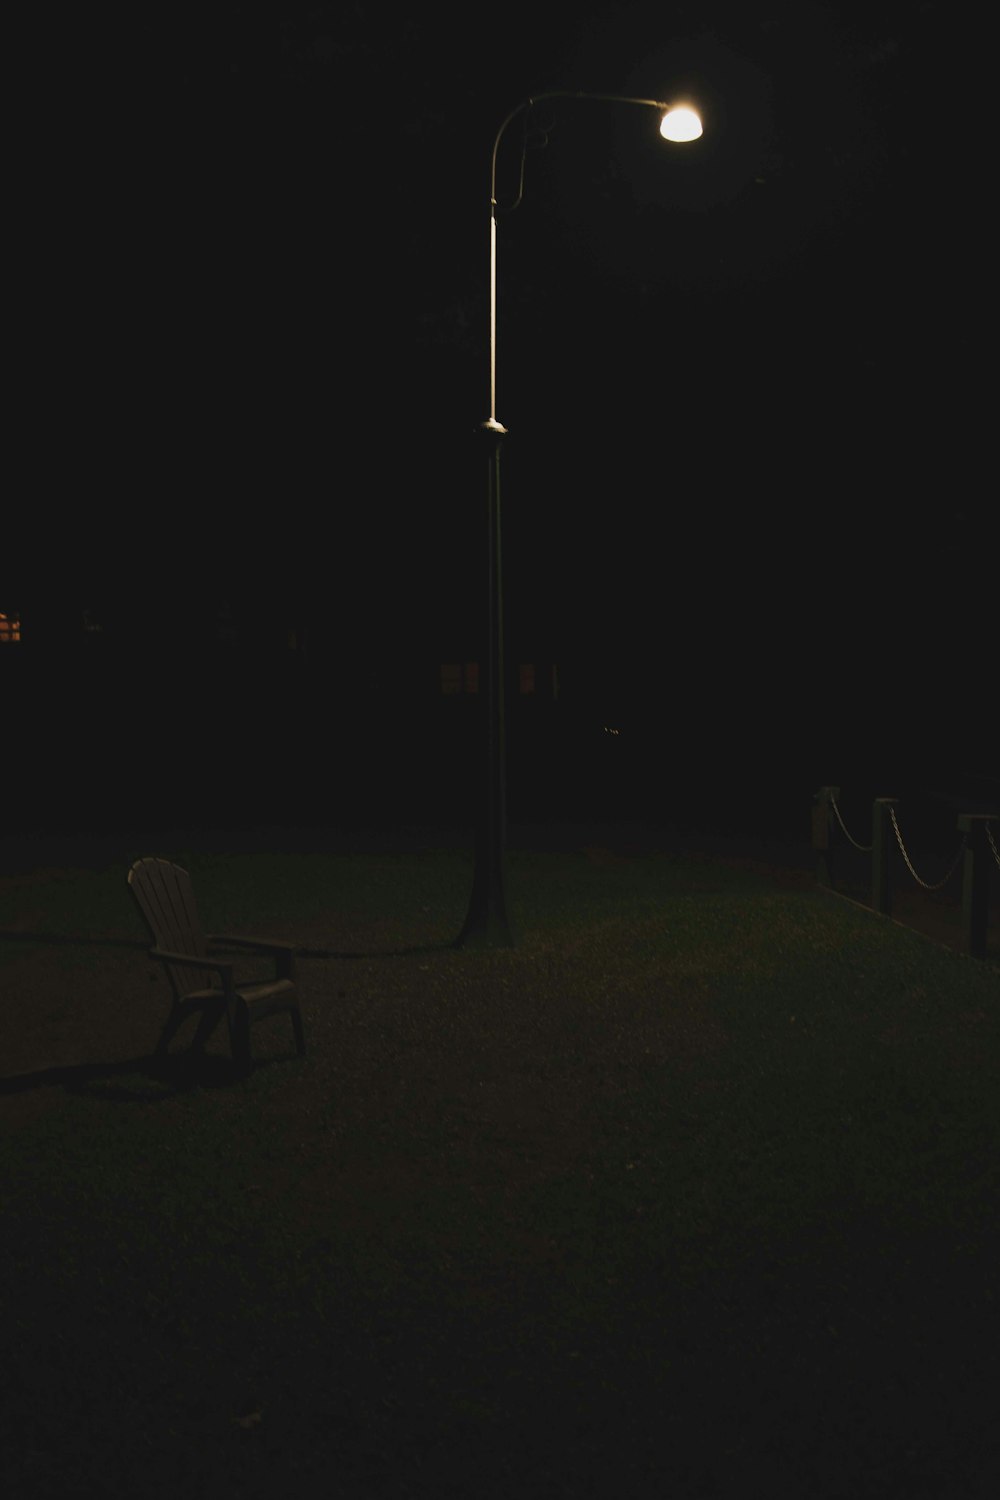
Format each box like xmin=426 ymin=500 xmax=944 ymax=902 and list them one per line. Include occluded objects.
xmin=456 ymin=93 xmax=703 ymax=949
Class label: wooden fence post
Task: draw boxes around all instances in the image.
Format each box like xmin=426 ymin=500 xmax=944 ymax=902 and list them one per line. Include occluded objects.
xmin=872 ymin=797 xmax=898 ymax=916
xmin=812 ymin=785 xmax=839 ymax=888
xmin=958 ymin=814 xmax=993 ymax=960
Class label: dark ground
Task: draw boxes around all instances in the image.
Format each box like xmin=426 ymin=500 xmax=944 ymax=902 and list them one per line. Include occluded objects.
xmin=1 ymin=814 xmax=999 ymax=1499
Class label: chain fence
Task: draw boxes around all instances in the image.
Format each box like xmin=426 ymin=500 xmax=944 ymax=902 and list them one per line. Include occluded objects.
xmin=988 ymin=821 xmax=1000 ymax=870
xmin=888 ymin=807 xmax=968 ymax=892
xmin=829 ymin=794 xmax=999 ymax=886
xmin=819 ymin=789 xmax=998 ymax=958
xmin=829 ymin=796 xmax=872 ymax=852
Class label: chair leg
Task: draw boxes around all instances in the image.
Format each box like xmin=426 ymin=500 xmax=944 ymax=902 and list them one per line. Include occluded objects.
xmin=157 ymin=1000 xmax=225 ymax=1059
xmin=230 ymin=998 xmax=252 ymax=1068
xmin=189 ymin=999 xmax=226 ymax=1053
xmin=155 ymin=1006 xmax=186 ymax=1057
xmin=290 ymin=1005 xmax=306 ymax=1056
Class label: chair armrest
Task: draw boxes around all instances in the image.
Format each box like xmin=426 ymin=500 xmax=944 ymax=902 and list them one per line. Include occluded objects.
xmin=150 ymin=948 xmax=235 ymax=986
xmin=208 ymin=934 xmax=297 ymax=980
xmin=208 ymin=933 xmax=293 ymax=954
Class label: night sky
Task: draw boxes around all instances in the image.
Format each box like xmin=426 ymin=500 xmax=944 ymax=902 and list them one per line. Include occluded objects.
xmin=18 ymin=0 xmax=994 ymax=810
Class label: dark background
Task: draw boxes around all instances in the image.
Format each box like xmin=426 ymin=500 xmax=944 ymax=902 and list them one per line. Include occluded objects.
xmin=9 ymin=1 xmax=995 ymax=836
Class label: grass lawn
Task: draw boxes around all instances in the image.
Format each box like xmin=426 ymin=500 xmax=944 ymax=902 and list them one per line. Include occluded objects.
xmin=1 ymin=826 xmax=998 ymax=1499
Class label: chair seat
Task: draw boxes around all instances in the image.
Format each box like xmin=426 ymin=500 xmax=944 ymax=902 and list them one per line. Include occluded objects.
xmin=182 ymin=978 xmax=297 ymax=1007
xmin=238 ymin=977 xmax=298 ymax=1006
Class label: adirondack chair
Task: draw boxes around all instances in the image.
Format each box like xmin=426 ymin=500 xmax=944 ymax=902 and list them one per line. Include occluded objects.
xmin=128 ymin=857 xmax=305 ymax=1068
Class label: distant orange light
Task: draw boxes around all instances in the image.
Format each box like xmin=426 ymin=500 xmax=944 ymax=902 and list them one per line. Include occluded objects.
xmin=0 ymin=612 xmax=21 ymax=643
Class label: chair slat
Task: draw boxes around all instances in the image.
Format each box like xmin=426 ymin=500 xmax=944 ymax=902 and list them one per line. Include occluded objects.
xmin=129 ymin=858 xmax=216 ymax=995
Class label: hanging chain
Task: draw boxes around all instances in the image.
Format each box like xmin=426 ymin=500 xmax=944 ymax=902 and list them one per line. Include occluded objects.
xmin=987 ymin=819 xmax=1000 ymax=870
xmin=830 ymin=796 xmax=872 ymax=852
xmin=889 ymin=807 xmax=967 ymax=891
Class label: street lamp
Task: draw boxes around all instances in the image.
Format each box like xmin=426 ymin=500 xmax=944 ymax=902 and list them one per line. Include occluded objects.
xmin=456 ymin=91 xmax=703 ymax=949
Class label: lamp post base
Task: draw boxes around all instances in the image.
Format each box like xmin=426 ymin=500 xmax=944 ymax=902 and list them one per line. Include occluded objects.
xmin=456 ymin=859 xmax=515 ymax=949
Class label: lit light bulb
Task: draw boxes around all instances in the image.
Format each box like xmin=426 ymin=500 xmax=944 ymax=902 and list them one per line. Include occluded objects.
xmin=660 ymin=105 xmax=702 ymax=142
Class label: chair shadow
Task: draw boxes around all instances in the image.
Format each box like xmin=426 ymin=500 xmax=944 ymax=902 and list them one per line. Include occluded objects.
xmin=2 ymin=929 xmax=457 ymax=1105
xmin=0 ymin=1050 xmax=249 ymax=1103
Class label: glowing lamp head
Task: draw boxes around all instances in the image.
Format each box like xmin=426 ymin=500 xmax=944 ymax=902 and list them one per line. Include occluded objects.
xmin=659 ymin=105 xmax=702 ymax=142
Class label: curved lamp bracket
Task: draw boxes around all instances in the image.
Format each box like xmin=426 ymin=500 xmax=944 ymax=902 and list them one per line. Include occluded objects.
xmin=486 ymin=90 xmax=701 ymax=427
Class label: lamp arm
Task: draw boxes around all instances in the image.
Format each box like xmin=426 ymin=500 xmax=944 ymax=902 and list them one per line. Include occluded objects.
xmin=489 ymin=91 xmax=673 ymax=208
xmin=487 ymin=89 xmax=671 ymax=429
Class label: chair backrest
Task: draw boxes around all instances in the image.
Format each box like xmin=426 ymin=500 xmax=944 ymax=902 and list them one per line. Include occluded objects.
xmin=128 ymin=857 xmax=218 ymax=1000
